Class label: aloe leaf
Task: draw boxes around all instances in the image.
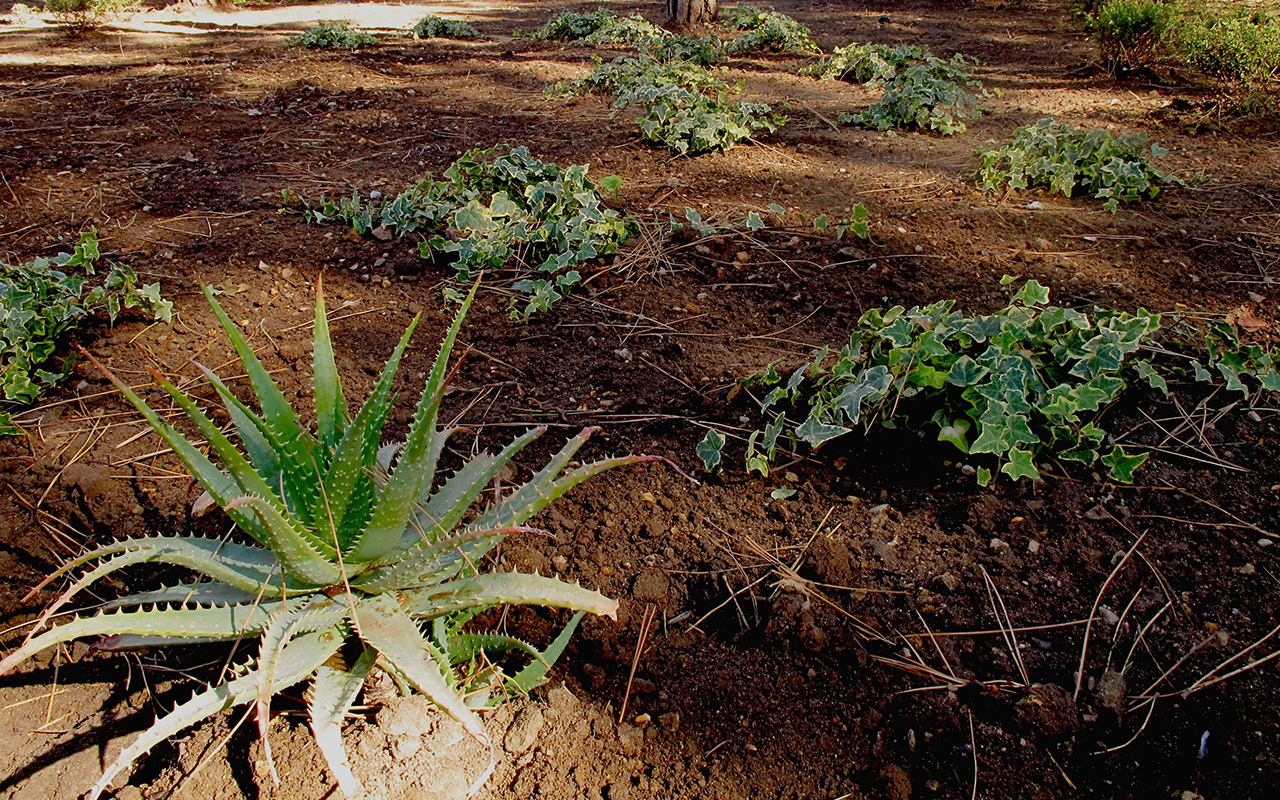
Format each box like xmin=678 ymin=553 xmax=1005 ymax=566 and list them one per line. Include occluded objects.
xmin=0 ymin=601 xmax=290 ymax=676
xmin=321 ymin=315 xmax=422 ymax=549
xmin=201 ymin=285 xmax=324 ymax=525
xmin=225 ymin=497 xmax=341 ymax=587
xmin=257 ymin=598 xmax=340 ymax=784
xmin=510 ymin=611 xmax=584 ymax=692
xmin=352 ymin=592 xmax=491 ymax=747
xmin=87 ymin=628 xmax=344 ymax=800
xmin=309 ymin=647 xmax=377 ymax=799
xmin=352 ymin=525 xmax=543 ymax=594
xmin=349 ymin=283 xmax=478 ymax=563
xmin=404 ymin=426 xmax=545 ymax=550
xmin=80 ymin=350 xmax=266 ymax=545
xmin=101 ymin=583 xmax=259 ymax=610
xmin=194 ymin=365 xmax=281 ymax=489
xmin=26 ymin=539 xmax=282 ymax=639
xmin=449 ymin=631 xmax=546 ymax=670
xmin=468 ymin=427 xmax=596 ymax=531
xmin=402 ymin=571 xmax=619 ymax=622
xmin=312 ymin=283 xmax=348 ymax=449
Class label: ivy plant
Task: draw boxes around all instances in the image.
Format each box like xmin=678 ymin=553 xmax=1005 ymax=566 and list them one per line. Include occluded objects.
xmin=287 ymin=21 xmax=379 ymax=50
xmin=974 ymin=118 xmax=1178 ymax=212
xmin=304 ymin=147 xmax=634 ymax=317
xmin=799 ymin=42 xmax=928 ymax=84
xmin=0 ymin=230 xmax=171 ymax=405
xmin=723 ymin=4 xmax=818 ymax=55
xmin=840 ymin=54 xmax=985 ymax=135
xmin=410 ymin=16 xmax=483 ymax=40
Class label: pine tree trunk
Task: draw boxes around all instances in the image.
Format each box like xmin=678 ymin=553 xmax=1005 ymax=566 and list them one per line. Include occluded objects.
xmin=666 ymin=0 xmax=719 ymax=30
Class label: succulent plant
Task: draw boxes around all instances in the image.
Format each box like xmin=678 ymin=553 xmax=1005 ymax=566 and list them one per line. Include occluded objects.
xmin=0 ymin=281 xmax=651 ymax=798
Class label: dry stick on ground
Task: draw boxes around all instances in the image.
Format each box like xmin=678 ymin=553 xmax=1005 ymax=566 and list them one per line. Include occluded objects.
xmin=618 ymin=603 xmax=657 ymax=725
xmin=1073 ymin=531 xmax=1147 ymax=702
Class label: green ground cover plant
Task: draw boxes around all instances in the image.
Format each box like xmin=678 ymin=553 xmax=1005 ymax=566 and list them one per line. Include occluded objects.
xmin=410 ymin=15 xmax=483 ymax=40
xmin=1171 ymin=6 xmax=1280 ymax=86
xmin=0 ymin=283 xmax=652 ymax=799
xmin=704 ymin=280 xmax=1279 ymax=485
xmin=799 ymin=42 xmax=929 ymax=84
xmin=723 ymin=4 xmax=818 ymax=55
xmin=287 ymin=21 xmax=379 ymax=50
xmin=0 ymin=230 xmax=170 ymax=410
xmin=554 ymin=51 xmax=784 ymax=154
xmin=304 ymin=147 xmax=634 ymax=317
xmin=43 ymin=0 xmax=132 ymax=30
xmin=839 ymin=54 xmax=985 ymax=134
xmin=974 ymin=118 xmax=1177 ymax=212
xmin=529 ymin=8 xmax=666 ymax=46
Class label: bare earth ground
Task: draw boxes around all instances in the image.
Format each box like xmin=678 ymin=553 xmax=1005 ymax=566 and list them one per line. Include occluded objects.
xmin=1 ymin=1 xmax=1279 ymax=799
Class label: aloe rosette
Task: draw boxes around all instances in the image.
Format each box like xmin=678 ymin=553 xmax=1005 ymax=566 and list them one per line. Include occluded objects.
xmin=0 ymin=282 xmax=650 ymax=798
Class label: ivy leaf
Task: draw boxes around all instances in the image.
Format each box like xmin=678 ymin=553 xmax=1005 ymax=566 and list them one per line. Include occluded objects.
xmin=770 ymin=487 xmax=797 ymax=500
xmin=1000 ymin=448 xmax=1041 ymax=482
xmin=695 ymin=429 xmax=725 ymax=471
xmin=745 ymin=212 xmax=765 ymax=231
xmin=946 ymin=356 xmax=989 ymax=387
xmin=1191 ymin=360 xmax=1212 ymax=382
xmin=936 ymin=418 xmax=970 ymax=453
xmin=1134 ymin=361 xmax=1168 ymax=396
xmin=598 ymin=175 xmax=623 ymax=195
xmin=796 ymin=413 xmax=849 ymax=446
xmin=1258 ymin=368 xmax=1280 ymax=393
xmin=1011 ymin=279 xmax=1050 ymax=307
xmin=1216 ymin=362 xmax=1249 ymax=396
xmin=1100 ymin=445 xmax=1148 ymax=483
xmin=767 ymin=203 xmax=787 ymax=214
xmin=977 ymin=466 xmax=992 ymax=487
xmin=812 ymin=214 xmax=829 ymax=233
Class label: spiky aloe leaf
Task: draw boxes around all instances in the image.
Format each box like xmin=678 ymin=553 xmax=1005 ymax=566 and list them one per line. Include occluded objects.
xmin=25 ymin=537 xmax=282 ymax=640
xmin=309 ymin=647 xmax=377 ymax=799
xmin=448 ymin=631 xmax=546 ymax=669
xmin=201 ymin=285 xmax=325 ymax=526
xmin=401 ymin=571 xmax=620 ymax=622
xmin=320 ymin=315 xmax=421 ymax=550
xmin=510 ymin=611 xmax=584 ymax=692
xmin=224 ymin=496 xmax=341 ymax=586
xmin=0 ymin=600 xmax=292 ymax=676
xmin=257 ymin=597 xmax=346 ymax=783
xmin=196 ymin=365 xmax=282 ymax=490
xmin=312 ymin=281 xmax=348 ymax=450
xmin=399 ymin=426 xmax=546 ymax=551
xmin=87 ymin=627 xmax=344 ymax=800
xmin=346 ymin=283 xmax=478 ymax=563
xmin=352 ymin=592 xmax=491 ymax=747
xmin=352 ymin=525 xmax=542 ymax=594
xmin=80 ymin=350 xmax=267 ymax=545
xmin=101 ymin=583 xmax=259 ymax=610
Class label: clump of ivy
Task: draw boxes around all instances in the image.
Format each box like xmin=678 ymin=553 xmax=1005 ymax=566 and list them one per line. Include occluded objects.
xmin=287 ymin=21 xmax=379 ymax=50
xmin=974 ymin=118 xmax=1179 ymax=212
xmin=553 ymin=49 xmax=784 ymax=154
xmin=302 ymin=147 xmax=634 ymax=317
xmin=703 ymin=279 xmax=1279 ymax=486
xmin=723 ymin=4 xmax=818 ymax=55
xmin=410 ymin=16 xmax=483 ymax=40
xmin=1 ymin=230 xmax=172 ymax=411
xmin=839 ymin=54 xmax=985 ymax=134
xmin=529 ymin=8 xmax=666 ymax=46
xmin=799 ymin=42 xmax=929 ymax=84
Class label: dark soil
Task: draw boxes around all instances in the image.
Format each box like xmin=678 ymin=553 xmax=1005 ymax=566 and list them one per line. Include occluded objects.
xmin=2 ymin=2 xmax=1279 ymax=800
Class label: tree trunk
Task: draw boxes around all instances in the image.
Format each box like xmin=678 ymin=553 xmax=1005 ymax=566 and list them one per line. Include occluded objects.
xmin=666 ymin=0 xmax=719 ymax=30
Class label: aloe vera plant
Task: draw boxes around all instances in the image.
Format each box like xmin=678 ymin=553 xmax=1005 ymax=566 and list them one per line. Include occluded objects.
xmin=0 ymin=282 xmax=650 ymax=798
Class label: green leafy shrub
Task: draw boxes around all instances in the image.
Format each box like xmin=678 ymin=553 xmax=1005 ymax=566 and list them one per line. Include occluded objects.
xmin=0 ymin=230 xmax=171 ymax=405
xmin=287 ymin=21 xmax=379 ymax=50
xmin=1171 ymin=10 xmax=1280 ymax=85
xmin=839 ymin=55 xmax=984 ymax=135
xmin=1091 ymin=0 xmax=1175 ymax=72
xmin=800 ymin=42 xmax=928 ymax=84
xmin=529 ymin=8 xmax=666 ymax=45
xmin=555 ymin=52 xmax=785 ymax=154
xmin=715 ymin=279 xmax=1280 ymax=485
xmin=411 ymin=15 xmax=483 ymax=40
xmin=305 ymin=147 xmax=634 ymax=317
xmin=723 ymin=4 xmax=818 ymax=55
xmin=0 ymin=284 xmax=652 ymax=799
xmin=44 ymin=0 xmax=132 ymax=30
xmin=974 ymin=118 xmax=1177 ymax=212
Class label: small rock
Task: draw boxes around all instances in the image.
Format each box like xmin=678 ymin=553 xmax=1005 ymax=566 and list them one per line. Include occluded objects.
xmin=935 ymin=572 xmax=961 ymax=592
xmin=989 ymin=537 xmax=1009 ymax=551
xmin=613 ymin=347 xmax=633 ymax=362
xmin=504 ymin=707 xmax=545 ymax=754
xmin=1099 ymin=605 xmax=1120 ymax=625
xmin=1027 ymin=539 xmax=1041 ymax=554
xmin=113 ymin=788 xmax=144 ymax=800
xmin=1259 ymin=538 xmax=1274 ymax=547
xmin=884 ymin=764 xmax=912 ymax=800
xmin=552 ymin=554 xmax=568 ymax=572
xmin=1026 ymin=201 xmax=1045 ymax=210
xmin=1015 ymin=683 xmax=1079 ymax=738
xmin=1095 ymin=670 xmax=1127 ymax=725
xmin=658 ymin=711 xmax=680 ymax=732
xmin=1240 ymin=563 xmax=1256 ymax=574
xmin=617 ymin=723 xmax=644 ymax=755
xmin=1248 ymin=291 xmax=1265 ymax=303
xmin=1030 ymin=237 xmax=1051 ymax=251
xmin=391 ymin=736 xmax=421 ymax=761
